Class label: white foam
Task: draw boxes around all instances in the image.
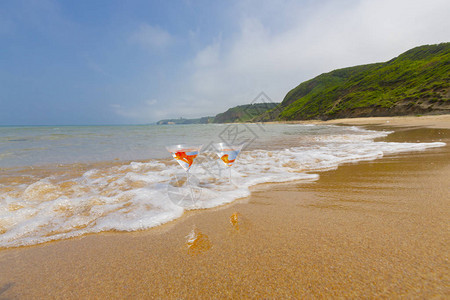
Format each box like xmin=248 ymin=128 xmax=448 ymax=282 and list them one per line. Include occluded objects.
xmin=0 ymin=126 xmax=446 ymax=248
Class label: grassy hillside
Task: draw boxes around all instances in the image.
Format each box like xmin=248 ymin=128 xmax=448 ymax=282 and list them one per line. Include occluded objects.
xmin=156 ymin=116 xmax=214 ymax=125
xmin=213 ymin=103 xmax=279 ymax=123
xmin=262 ymin=43 xmax=450 ymax=121
xmin=157 ymin=103 xmax=279 ymax=124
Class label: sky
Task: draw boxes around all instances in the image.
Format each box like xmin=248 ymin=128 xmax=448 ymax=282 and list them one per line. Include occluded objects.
xmin=0 ymin=0 xmax=449 ymax=125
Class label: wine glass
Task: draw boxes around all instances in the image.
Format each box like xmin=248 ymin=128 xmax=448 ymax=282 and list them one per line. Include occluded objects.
xmin=166 ymin=144 xmax=202 ymax=204
xmin=213 ymin=142 xmax=244 ymax=183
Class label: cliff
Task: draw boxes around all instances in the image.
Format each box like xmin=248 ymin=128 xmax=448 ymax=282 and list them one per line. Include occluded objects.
xmin=259 ymin=43 xmax=450 ymax=121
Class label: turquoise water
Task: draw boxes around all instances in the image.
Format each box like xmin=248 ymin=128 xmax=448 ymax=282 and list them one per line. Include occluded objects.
xmin=0 ymin=123 xmax=357 ymax=168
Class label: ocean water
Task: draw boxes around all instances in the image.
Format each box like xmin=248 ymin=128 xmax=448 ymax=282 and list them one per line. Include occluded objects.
xmin=0 ymin=124 xmax=445 ymax=248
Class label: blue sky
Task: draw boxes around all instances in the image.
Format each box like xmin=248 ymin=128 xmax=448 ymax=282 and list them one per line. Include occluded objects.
xmin=1 ymin=0 xmax=449 ymax=125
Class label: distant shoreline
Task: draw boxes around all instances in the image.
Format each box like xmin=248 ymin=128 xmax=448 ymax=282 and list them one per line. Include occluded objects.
xmin=155 ymin=113 xmax=450 ymax=129
xmin=263 ymin=113 xmax=450 ymax=129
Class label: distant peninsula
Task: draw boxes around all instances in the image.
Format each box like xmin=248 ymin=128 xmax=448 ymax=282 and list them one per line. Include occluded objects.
xmin=156 ymin=103 xmax=279 ymax=124
xmin=158 ymin=43 xmax=449 ymax=124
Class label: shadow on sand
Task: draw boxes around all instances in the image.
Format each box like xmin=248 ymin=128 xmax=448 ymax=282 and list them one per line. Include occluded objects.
xmin=0 ymin=282 xmax=15 ymax=299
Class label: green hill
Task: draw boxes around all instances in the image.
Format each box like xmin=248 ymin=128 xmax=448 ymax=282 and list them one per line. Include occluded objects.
xmin=156 ymin=116 xmax=214 ymax=125
xmin=213 ymin=103 xmax=280 ymax=123
xmin=259 ymin=43 xmax=450 ymax=121
xmin=157 ymin=103 xmax=279 ymax=124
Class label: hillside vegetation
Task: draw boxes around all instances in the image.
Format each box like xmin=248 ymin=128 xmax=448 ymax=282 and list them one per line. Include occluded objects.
xmin=213 ymin=103 xmax=279 ymax=123
xmin=157 ymin=103 xmax=279 ymax=124
xmin=156 ymin=117 xmax=213 ymax=125
xmin=259 ymin=43 xmax=450 ymax=121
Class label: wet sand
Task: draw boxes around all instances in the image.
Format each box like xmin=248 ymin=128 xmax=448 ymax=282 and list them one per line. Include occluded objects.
xmin=292 ymin=114 xmax=450 ymax=129
xmin=1 ymin=115 xmax=449 ymax=298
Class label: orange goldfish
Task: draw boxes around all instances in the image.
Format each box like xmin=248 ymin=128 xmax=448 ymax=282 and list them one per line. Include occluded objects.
xmin=221 ymin=154 xmax=235 ymax=165
xmin=175 ymin=151 xmax=197 ymax=167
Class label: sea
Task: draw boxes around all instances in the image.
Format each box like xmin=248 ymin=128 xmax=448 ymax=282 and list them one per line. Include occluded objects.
xmin=0 ymin=123 xmax=445 ymax=248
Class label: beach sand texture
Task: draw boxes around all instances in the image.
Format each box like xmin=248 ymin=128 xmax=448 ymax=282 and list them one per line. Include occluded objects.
xmin=1 ymin=115 xmax=449 ymax=298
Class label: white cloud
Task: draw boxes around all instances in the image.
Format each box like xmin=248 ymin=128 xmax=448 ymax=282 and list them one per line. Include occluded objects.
xmin=145 ymin=99 xmax=158 ymax=106
xmin=179 ymin=0 xmax=450 ymax=113
xmin=110 ymin=99 xmax=171 ymax=123
xmin=129 ymin=23 xmax=173 ymax=50
xmin=86 ymin=60 xmax=113 ymax=78
xmin=193 ymin=39 xmax=221 ymax=67
xmin=114 ymin=0 xmax=450 ymax=122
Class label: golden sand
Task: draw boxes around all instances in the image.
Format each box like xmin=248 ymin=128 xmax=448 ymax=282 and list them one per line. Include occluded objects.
xmin=0 ymin=115 xmax=449 ymax=298
xmin=289 ymin=114 xmax=450 ymax=129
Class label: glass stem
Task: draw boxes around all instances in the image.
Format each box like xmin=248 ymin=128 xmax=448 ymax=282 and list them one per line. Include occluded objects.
xmin=187 ymin=170 xmax=195 ymax=204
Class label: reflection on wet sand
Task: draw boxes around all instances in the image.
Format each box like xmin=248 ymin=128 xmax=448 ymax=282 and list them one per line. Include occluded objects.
xmin=185 ymin=226 xmax=212 ymax=255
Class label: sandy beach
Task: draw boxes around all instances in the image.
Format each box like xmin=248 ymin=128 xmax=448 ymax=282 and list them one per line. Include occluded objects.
xmin=1 ymin=115 xmax=449 ymax=298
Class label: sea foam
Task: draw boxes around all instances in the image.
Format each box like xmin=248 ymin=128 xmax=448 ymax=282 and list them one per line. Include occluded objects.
xmin=0 ymin=125 xmax=445 ymax=248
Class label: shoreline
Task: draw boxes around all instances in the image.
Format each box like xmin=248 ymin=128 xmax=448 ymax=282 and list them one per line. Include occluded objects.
xmin=268 ymin=113 xmax=450 ymax=129
xmin=1 ymin=115 xmax=449 ymax=298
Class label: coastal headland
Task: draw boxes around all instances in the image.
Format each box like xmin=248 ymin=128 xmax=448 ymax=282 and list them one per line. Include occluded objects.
xmin=1 ymin=115 xmax=449 ymax=298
